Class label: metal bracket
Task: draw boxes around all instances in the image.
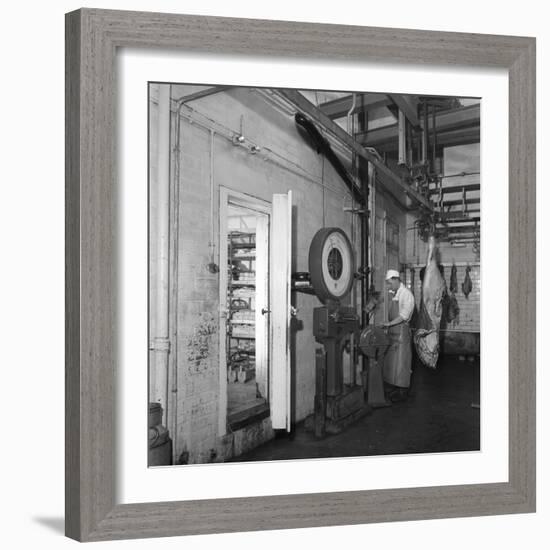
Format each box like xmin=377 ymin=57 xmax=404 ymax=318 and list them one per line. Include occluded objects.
xmin=149 ymin=337 xmax=171 ymax=353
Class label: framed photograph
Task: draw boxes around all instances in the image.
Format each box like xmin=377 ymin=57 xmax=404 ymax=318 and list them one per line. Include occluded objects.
xmin=65 ymin=8 xmax=535 ymax=542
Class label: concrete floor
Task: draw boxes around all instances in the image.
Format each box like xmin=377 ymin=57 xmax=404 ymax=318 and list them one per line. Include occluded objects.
xmin=227 ymin=375 xmax=265 ymax=417
xmin=234 ymin=355 xmax=480 ymax=462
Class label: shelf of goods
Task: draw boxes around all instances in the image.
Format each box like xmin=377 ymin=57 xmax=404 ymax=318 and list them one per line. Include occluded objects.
xmin=227 ymin=231 xmax=257 ymax=384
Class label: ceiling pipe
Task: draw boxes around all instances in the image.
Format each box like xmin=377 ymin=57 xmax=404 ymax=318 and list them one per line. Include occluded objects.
xmin=277 ymin=89 xmax=432 ymax=211
xmin=174 ymin=85 xmax=230 ymax=104
xmin=294 ymin=112 xmax=364 ymax=205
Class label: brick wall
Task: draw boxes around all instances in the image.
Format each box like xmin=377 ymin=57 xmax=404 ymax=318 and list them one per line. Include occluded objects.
xmin=150 ymin=85 xmax=359 ymax=463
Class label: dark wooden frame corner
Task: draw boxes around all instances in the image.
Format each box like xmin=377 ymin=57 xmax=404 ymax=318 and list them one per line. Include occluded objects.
xmin=65 ymin=8 xmax=536 ymax=542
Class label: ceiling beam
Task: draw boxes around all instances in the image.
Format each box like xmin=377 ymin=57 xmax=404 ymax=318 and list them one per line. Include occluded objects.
xmin=442 ymin=225 xmax=480 ymax=234
xmin=363 ymin=126 xmax=480 ymax=153
xmin=429 ymin=183 xmax=480 ymax=194
xmin=276 ymin=89 xmax=433 ymax=211
xmin=387 ymin=94 xmax=420 ymax=128
xmin=441 ymin=213 xmax=481 ymax=221
xmin=437 ymin=213 xmax=480 ymax=223
xmin=441 ymin=170 xmax=480 ymax=179
xmin=318 ymin=93 xmax=391 ymax=119
xmin=357 ymin=104 xmax=480 ymax=149
xmin=433 ymin=127 xmax=480 ymax=148
xmin=439 ymin=197 xmax=480 ymax=207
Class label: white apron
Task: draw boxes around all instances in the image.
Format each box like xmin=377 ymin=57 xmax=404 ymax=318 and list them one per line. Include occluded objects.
xmin=383 ymin=298 xmax=412 ymax=388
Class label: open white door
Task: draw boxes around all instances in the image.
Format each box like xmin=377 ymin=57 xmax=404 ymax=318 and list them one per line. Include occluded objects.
xmin=270 ymin=191 xmax=292 ymax=431
xmin=255 ymin=214 xmax=269 ymax=400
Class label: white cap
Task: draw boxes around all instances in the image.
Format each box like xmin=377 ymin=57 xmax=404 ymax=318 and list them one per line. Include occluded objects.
xmin=385 ymin=269 xmax=400 ymax=280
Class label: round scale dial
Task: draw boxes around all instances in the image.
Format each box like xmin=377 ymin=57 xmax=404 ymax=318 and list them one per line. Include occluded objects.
xmin=309 ymin=228 xmax=355 ymax=302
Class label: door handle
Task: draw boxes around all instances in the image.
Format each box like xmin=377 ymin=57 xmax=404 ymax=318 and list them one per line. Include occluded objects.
xmin=261 ymin=307 xmax=297 ymax=316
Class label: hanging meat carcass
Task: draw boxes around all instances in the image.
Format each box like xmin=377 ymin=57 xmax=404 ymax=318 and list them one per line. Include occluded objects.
xmin=446 ymin=262 xmax=460 ymax=325
xmin=462 ymin=265 xmax=473 ymax=299
xmin=450 ymin=263 xmax=458 ymax=294
xmin=414 ymin=236 xmax=446 ymax=368
xmin=446 ymin=293 xmax=460 ymax=325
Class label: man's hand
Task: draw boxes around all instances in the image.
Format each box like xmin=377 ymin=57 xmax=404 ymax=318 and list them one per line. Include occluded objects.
xmin=382 ymin=315 xmax=404 ymax=329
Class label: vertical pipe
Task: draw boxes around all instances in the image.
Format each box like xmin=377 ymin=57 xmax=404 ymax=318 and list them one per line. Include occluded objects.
xmin=398 ymin=109 xmax=406 ymax=165
xmin=314 ymin=349 xmax=327 ymax=439
xmin=347 ymin=94 xmax=359 ymax=374
xmin=370 ymin=164 xmax=376 ymax=295
xmin=346 ymin=93 xmax=357 ymax=135
xmin=422 ymin=99 xmax=428 ymax=165
xmin=432 ymin=104 xmax=437 ymax=172
xmin=209 ymin=130 xmax=215 ymax=258
xmin=407 ymin=122 xmax=413 ymax=166
xmin=361 ymin=162 xmax=369 ymax=327
xmin=151 ymin=85 xmax=171 ymax=420
xmin=358 ymin=101 xmax=368 ymax=327
xmin=347 ymin=93 xmax=357 ymax=264
xmin=168 ymin=96 xmax=182 ymax=461
xmin=382 ymin=213 xmax=387 ymax=321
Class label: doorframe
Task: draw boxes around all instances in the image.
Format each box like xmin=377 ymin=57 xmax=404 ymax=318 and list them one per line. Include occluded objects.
xmin=218 ymin=187 xmax=272 ymax=436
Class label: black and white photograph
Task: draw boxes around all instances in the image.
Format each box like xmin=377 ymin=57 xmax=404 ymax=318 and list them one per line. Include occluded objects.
xmin=148 ymin=83 xmax=481 ymax=466
xmin=3 ymin=0 xmax=543 ymax=547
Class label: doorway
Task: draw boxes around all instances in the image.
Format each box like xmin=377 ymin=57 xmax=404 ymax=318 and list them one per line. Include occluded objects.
xmin=218 ymin=188 xmax=292 ymax=437
xmin=219 ymin=189 xmax=271 ymax=433
xmin=226 ymin=205 xmax=270 ymax=428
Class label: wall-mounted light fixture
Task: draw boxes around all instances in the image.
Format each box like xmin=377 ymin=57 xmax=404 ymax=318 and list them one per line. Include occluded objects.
xmin=232 ymin=134 xmax=245 ymax=145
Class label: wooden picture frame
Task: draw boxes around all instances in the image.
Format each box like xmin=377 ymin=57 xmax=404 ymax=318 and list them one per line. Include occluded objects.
xmin=65 ymin=8 xmax=536 ymax=542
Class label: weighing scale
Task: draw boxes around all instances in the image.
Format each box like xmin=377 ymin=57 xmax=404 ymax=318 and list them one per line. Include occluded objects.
xmin=305 ymin=228 xmax=390 ymax=438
